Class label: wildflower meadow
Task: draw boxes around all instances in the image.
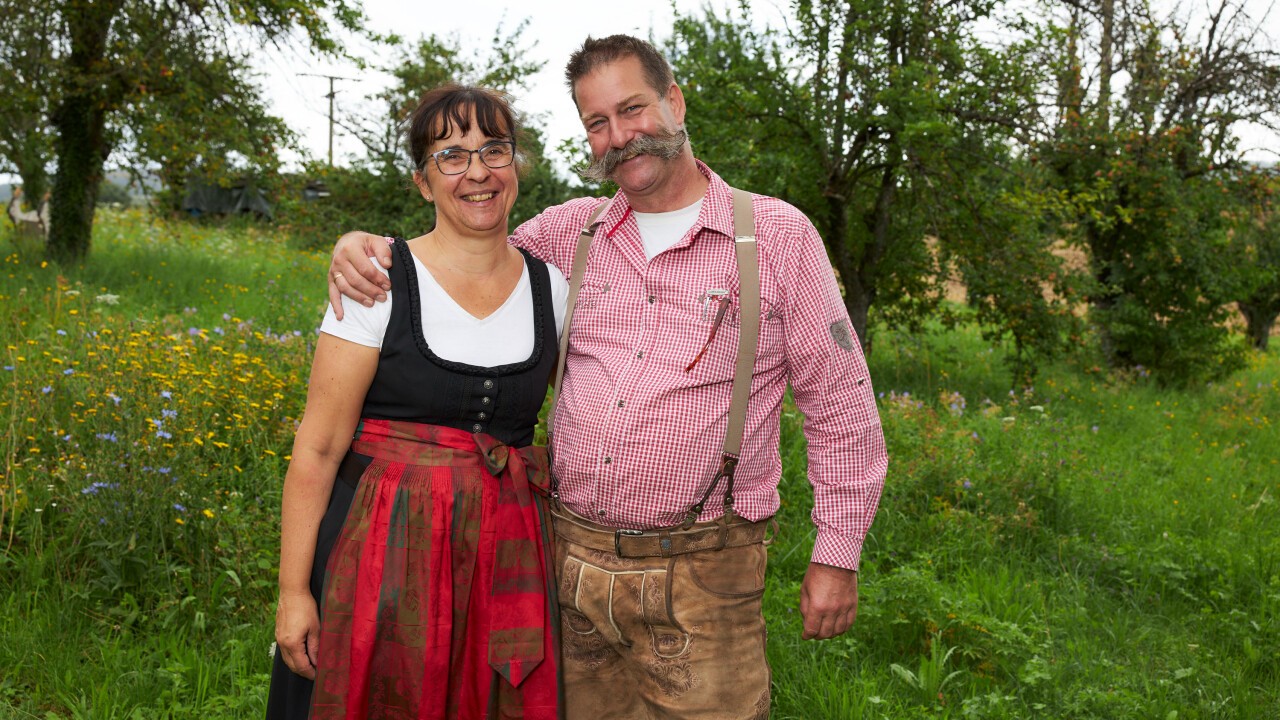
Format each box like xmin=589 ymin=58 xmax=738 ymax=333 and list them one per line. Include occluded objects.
xmin=1 ymin=211 xmax=1277 ymax=718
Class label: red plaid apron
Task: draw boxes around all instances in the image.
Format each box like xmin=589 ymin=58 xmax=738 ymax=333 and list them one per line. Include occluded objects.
xmin=310 ymin=420 xmax=559 ymax=720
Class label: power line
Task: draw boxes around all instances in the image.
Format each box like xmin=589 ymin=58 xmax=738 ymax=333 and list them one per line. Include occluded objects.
xmin=299 ymin=73 xmax=360 ymax=166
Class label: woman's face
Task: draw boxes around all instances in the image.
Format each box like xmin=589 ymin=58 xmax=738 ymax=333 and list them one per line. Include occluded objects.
xmin=414 ymin=112 xmax=518 ymax=238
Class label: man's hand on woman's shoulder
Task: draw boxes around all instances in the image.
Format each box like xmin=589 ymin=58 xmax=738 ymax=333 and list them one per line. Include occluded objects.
xmin=328 ymin=231 xmax=395 ymax=320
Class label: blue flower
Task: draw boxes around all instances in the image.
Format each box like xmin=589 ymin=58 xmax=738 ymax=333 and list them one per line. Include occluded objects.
xmin=81 ymin=481 xmax=119 ymax=495
xmin=95 ymin=432 xmax=118 ymax=443
xmin=173 ymin=503 xmax=187 ymax=512
xmin=162 ymin=409 xmax=177 ymax=419
xmin=3 ymin=366 xmax=13 ymax=371
xmin=160 ymin=390 xmax=172 ymax=399
xmin=42 ymin=386 xmax=53 ymax=394
xmin=56 ymin=329 xmax=67 ymax=336
xmin=108 ymin=393 xmax=122 ymax=406
xmin=63 ymin=368 xmax=75 ymax=376
xmin=156 ymin=430 xmax=172 ymax=440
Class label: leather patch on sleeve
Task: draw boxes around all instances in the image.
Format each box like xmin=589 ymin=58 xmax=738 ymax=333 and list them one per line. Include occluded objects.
xmin=829 ymin=319 xmax=855 ymax=352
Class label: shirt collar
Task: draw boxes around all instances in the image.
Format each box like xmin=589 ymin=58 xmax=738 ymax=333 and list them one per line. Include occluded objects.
xmin=595 ymin=159 xmax=736 ymax=242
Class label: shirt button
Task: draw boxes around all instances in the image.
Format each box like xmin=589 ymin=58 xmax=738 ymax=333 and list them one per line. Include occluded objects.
xmin=647 ymin=295 xmax=656 ymax=304
xmin=598 ymin=509 xmax=607 ymax=517
xmin=478 ymin=412 xmax=487 ymax=420
xmin=472 ymin=423 xmax=483 ymax=432
xmin=481 ymin=396 xmax=490 ymax=405
xmin=483 ymin=379 xmax=494 ymax=389
xmin=617 ymin=400 xmax=624 ymax=408
xmin=636 ymin=351 xmax=644 ymax=359
xmin=603 ymin=456 xmax=612 ymax=465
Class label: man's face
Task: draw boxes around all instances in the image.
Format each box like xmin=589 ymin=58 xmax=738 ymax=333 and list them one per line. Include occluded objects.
xmin=574 ymin=56 xmax=687 ymax=197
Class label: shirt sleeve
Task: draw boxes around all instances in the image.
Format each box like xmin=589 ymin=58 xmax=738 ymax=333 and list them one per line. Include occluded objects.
xmin=780 ymin=218 xmax=888 ymax=572
xmin=318 ymin=259 xmax=393 ymax=348
xmin=509 ymin=197 xmax=611 ymax=278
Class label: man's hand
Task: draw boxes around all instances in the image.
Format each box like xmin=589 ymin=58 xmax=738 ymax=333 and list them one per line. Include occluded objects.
xmin=275 ymin=590 xmax=321 ymax=679
xmin=328 ymin=231 xmax=394 ymax=320
xmin=798 ymin=562 xmax=858 ymax=640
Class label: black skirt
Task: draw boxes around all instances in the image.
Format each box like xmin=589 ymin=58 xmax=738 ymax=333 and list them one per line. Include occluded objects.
xmin=265 ymin=453 xmax=367 ymax=720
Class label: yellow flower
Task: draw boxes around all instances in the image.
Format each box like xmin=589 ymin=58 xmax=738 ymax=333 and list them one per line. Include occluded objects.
xmin=203 ymin=509 xmax=215 ymax=519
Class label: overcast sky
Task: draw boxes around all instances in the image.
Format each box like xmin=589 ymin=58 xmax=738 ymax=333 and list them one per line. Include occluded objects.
xmin=259 ymin=0 xmax=1277 ymax=170
xmin=1 ymin=0 xmax=1273 ymax=188
xmin=252 ymin=0 xmax=772 ymax=170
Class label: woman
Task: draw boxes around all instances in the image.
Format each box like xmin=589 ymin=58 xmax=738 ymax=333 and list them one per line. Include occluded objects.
xmin=266 ymin=85 xmax=567 ymax=720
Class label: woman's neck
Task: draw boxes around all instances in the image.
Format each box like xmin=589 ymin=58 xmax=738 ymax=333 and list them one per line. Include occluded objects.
xmin=416 ymin=226 xmax=512 ymax=277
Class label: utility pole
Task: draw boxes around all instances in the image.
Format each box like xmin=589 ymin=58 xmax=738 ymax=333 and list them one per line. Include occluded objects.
xmin=300 ymin=73 xmax=359 ymax=166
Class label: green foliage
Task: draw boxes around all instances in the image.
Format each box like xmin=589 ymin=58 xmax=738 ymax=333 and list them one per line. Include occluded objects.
xmin=0 ymin=6 xmax=54 ymax=203
xmin=1038 ymin=1 xmax=1279 ymax=383
xmin=0 ymin=0 xmax=371 ymax=263
xmin=1227 ymin=169 xmax=1280 ymax=350
xmin=278 ymin=26 xmax=573 ymax=248
xmin=668 ymin=0 xmax=1076 ymax=382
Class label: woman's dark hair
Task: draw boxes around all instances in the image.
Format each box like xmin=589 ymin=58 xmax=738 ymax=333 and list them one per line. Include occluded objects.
xmin=406 ymin=84 xmax=520 ymax=174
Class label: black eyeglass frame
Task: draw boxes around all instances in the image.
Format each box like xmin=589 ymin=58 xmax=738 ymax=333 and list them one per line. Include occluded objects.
xmin=427 ymin=140 xmax=517 ymax=176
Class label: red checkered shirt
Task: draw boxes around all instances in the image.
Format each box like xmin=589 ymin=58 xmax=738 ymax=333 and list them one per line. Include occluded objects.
xmin=512 ymin=162 xmax=887 ymax=571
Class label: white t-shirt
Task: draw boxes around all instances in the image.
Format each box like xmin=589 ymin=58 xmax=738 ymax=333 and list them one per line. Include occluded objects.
xmin=320 ymin=253 xmax=568 ymax=367
xmin=632 ymin=199 xmax=703 ymax=260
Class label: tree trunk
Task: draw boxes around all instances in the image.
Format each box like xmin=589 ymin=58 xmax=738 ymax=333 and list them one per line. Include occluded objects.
xmin=14 ymin=140 xmax=50 ymax=209
xmin=48 ymin=94 xmax=109 ymax=263
xmin=1239 ymin=299 xmax=1278 ymax=351
xmin=45 ymin=0 xmax=121 ymax=264
xmin=823 ymin=181 xmax=875 ymax=351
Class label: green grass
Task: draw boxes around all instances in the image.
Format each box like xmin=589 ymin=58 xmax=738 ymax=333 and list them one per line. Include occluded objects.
xmin=2 ymin=210 xmax=1277 ymax=718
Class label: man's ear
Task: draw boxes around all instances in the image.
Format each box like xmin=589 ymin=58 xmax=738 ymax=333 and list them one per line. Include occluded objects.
xmin=666 ymin=82 xmax=687 ymax=126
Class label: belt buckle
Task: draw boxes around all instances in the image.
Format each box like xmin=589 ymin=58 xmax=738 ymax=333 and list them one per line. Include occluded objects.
xmin=614 ymin=528 xmax=644 ymax=557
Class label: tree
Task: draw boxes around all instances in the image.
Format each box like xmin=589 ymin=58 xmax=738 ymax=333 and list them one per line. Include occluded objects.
xmin=291 ymin=23 xmax=571 ymax=244
xmin=1230 ymin=167 xmax=1280 ymax=350
xmin=1038 ymin=0 xmax=1280 ymax=381
xmin=123 ymin=50 xmax=294 ymax=215
xmin=0 ymin=6 xmax=56 ymax=206
xmin=669 ymin=0 xmax=1077 ymax=376
xmin=0 ymin=0 xmax=369 ymax=263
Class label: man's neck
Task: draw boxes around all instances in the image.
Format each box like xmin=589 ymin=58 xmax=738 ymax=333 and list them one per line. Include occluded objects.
xmin=625 ymin=152 xmax=709 ymax=213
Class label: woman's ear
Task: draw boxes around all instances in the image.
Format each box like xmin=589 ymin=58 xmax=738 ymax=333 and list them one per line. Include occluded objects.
xmin=413 ymin=170 xmax=434 ymax=202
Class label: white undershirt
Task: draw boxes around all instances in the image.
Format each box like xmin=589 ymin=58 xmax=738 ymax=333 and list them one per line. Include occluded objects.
xmin=632 ymin=199 xmax=703 ymax=261
xmin=320 ymin=254 xmax=568 ymax=367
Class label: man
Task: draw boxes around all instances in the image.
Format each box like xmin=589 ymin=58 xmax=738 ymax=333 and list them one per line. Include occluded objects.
xmin=328 ymin=35 xmax=887 ymax=720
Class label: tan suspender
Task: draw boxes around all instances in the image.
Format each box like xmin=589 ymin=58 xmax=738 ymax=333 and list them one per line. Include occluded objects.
xmin=548 ymin=190 xmax=759 ymax=527
xmin=546 ymin=200 xmax=607 ymax=435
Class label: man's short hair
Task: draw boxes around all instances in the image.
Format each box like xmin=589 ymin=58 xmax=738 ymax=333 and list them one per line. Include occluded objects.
xmin=564 ymin=34 xmax=675 ymax=107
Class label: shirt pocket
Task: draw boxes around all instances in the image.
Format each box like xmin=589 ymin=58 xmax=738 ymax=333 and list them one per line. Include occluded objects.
xmin=685 ymin=292 xmax=784 ymax=383
xmin=573 ymin=279 xmax=612 ymax=311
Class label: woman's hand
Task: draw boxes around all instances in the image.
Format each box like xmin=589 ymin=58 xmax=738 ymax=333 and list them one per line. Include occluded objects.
xmin=328 ymin=231 xmax=394 ymax=319
xmin=276 ymin=589 xmax=321 ymax=679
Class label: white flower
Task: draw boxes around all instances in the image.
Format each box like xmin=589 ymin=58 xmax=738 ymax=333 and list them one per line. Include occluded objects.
xmin=94 ymin=293 xmax=120 ymax=305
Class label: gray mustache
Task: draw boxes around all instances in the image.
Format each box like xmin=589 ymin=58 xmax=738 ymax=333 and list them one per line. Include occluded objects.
xmin=579 ymin=127 xmax=688 ymax=182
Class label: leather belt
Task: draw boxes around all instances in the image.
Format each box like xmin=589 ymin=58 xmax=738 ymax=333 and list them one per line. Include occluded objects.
xmin=550 ymin=504 xmax=771 ymax=559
